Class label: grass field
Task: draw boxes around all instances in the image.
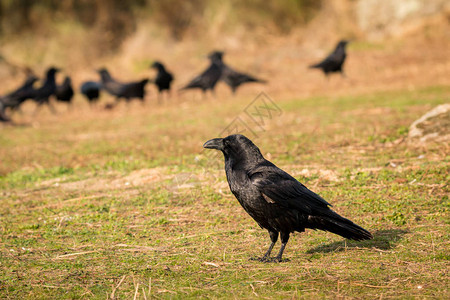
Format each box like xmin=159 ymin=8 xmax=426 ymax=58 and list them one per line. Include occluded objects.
xmin=1 ymin=79 xmax=449 ymax=298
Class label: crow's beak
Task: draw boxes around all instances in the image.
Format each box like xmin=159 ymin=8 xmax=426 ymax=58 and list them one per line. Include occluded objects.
xmin=203 ymin=138 xmax=223 ymax=150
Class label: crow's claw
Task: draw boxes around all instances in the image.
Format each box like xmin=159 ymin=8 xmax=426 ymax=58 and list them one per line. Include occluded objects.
xmin=249 ymin=256 xmax=289 ymax=263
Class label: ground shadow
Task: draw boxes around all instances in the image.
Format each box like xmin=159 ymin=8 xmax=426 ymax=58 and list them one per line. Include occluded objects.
xmin=306 ymin=229 xmax=408 ymax=254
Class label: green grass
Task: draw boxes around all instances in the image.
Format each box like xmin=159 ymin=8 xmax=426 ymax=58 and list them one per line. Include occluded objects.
xmin=0 ymin=86 xmax=449 ymax=298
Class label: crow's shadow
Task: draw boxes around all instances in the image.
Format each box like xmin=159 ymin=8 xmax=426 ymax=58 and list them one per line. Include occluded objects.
xmin=306 ymin=229 xmax=408 ymax=253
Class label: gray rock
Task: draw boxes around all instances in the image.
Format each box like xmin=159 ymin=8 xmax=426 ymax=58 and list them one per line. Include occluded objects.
xmin=408 ymin=104 xmax=450 ymax=143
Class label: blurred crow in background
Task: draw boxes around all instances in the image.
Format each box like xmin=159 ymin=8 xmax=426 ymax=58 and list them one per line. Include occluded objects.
xmin=151 ymin=61 xmax=174 ymax=101
xmin=204 ymin=134 xmax=372 ymax=262
xmin=32 ymin=67 xmax=60 ymax=113
xmin=55 ymin=76 xmax=74 ymax=104
xmin=180 ymin=51 xmax=224 ymax=95
xmin=0 ymin=74 xmax=38 ymax=112
xmin=80 ymin=81 xmax=101 ymax=106
xmin=309 ymin=40 xmax=349 ymax=77
xmin=98 ymin=68 xmax=149 ymax=103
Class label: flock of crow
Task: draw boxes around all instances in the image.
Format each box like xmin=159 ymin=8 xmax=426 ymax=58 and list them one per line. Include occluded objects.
xmin=0 ymin=40 xmax=348 ymax=122
xmin=1 ymin=39 xmax=362 ymax=261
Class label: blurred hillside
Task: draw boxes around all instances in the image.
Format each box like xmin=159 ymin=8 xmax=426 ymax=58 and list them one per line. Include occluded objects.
xmin=0 ymin=0 xmax=449 ymax=83
xmin=0 ymin=0 xmax=319 ymax=64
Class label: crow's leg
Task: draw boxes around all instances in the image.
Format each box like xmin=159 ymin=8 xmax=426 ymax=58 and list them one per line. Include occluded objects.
xmin=32 ymin=101 xmax=44 ymax=116
xmin=0 ymin=106 xmax=11 ymax=122
xmin=157 ymin=92 xmax=162 ymax=104
xmin=14 ymin=105 xmax=24 ymax=115
xmin=250 ymin=230 xmax=278 ymax=262
xmin=47 ymin=99 xmax=58 ymax=114
xmin=262 ymin=230 xmax=279 ymax=260
xmin=273 ymin=231 xmax=290 ymax=262
xmin=125 ymin=99 xmax=132 ymax=110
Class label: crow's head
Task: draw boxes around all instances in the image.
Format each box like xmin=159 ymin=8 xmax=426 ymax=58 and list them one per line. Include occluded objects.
xmin=97 ymin=68 xmax=108 ymax=75
xmin=140 ymin=78 xmax=150 ymax=85
xmin=208 ymin=51 xmax=224 ymax=63
xmin=203 ymin=134 xmax=263 ymax=162
xmin=63 ymin=76 xmax=72 ymax=84
xmin=46 ymin=67 xmax=60 ymax=76
xmin=97 ymin=68 xmax=111 ymax=81
xmin=337 ymin=40 xmax=349 ymax=48
xmin=151 ymin=61 xmax=164 ymax=70
xmin=26 ymin=75 xmax=39 ymax=85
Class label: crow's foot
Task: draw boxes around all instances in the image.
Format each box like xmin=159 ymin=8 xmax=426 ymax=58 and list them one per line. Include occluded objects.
xmin=249 ymin=256 xmax=289 ymax=263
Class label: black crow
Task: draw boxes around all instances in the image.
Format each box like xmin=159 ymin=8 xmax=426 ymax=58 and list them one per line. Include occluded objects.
xmin=80 ymin=81 xmax=101 ymax=105
xmin=180 ymin=51 xmax=224 ymax=94
xmin=309 ymin=40 xmax=349 ymax=77
xmin=98 ymin=68 xmax=149 ymax=102
xmin=32 ymin=67 xmax=60 ymax=113
xmin=0 ymin=75 xmax=38 ymax=111
xmin=204 ymin=134 xmax=372 ymax=262
xmin=151 ymin=61 xmax=174 ymax=100
xmin=55 ymin=76 xmax=74 ymax=104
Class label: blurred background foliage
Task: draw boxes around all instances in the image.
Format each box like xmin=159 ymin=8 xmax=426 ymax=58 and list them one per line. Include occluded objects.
xmin=0 ymin=0 xmax=447 ymax=78
xmin=0 ymin=0 xmax=321 ymax=49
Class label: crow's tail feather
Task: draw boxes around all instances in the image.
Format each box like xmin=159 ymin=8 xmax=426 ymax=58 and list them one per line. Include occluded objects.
xmin=309 ymin=213 xmax=373 ymax=241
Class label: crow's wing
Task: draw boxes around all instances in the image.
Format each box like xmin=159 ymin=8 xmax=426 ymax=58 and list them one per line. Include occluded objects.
xmin=102 ymin=79 xmax=127 ymax=96
xmin=248 ymin=161 xmax=332 ymax=215
xmin=313 ymin=51 xmax=343 ymax=69
xmin=156 ymin=71 xmax=173 ymax=87
xmin=222 ymin=66 xmax=264 ymax=87
xmin=81 ymin=82 xmax=101 ymax=94
xmin=182 ymin=64 xmax=221 ymax=90
xmin=164 ymin=71 xmax=174 ymax=83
